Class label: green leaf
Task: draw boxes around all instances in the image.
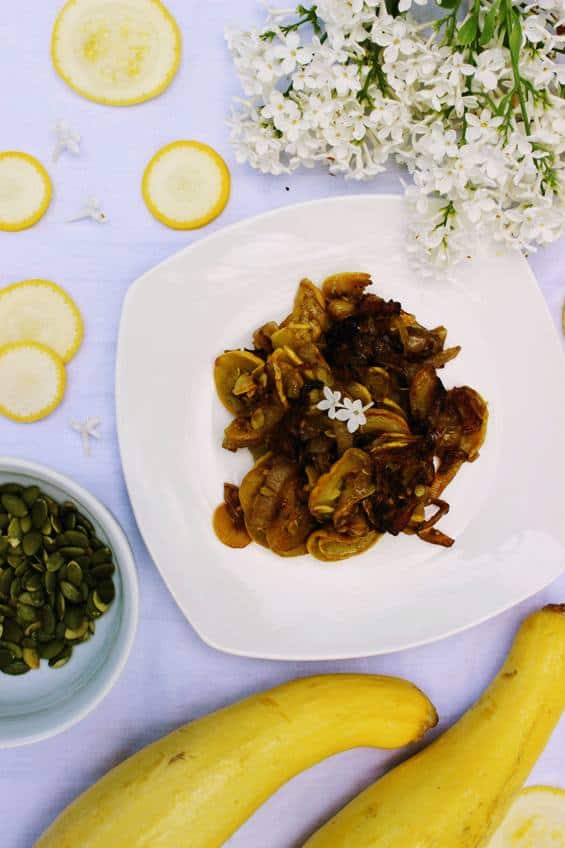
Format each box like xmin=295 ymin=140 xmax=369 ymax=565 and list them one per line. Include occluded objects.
xmin=438 ymin=0 xmax=459 ymax=8
xmin=480 ymin=0 xmax=499 ymax=46
xmin=456 ymin=14 xmax=479 ymax=46
xmin=508 ymin=10 xmax=523 ymax=63
xmin=385 ymin=0 xmax=401 ymax=15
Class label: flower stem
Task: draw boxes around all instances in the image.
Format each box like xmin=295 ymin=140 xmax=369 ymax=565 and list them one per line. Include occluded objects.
xmin=504 ymin=0 xmax=531 ymax=135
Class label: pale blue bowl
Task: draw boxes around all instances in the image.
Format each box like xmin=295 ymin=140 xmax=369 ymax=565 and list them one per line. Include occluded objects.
xmin=0 ymin=457 xmax=138 ymax=747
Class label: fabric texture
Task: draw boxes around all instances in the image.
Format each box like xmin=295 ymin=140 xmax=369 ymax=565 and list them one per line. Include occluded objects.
xmin=0 ymin=3 xmax=563 ymax=846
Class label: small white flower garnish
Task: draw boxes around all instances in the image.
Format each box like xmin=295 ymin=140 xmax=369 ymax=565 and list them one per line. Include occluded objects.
xmin=316 ymin=386 xmax=343 ymax=419
xmin=71 ymin=417 xmax=102 ymax=456
xmin=317 ymin=388 xmax=374 ymax=433
xmin=66 ymin=197 xmax=108 ymax=224
xmin=334 ymin=397 xmax=374 ymax=433
xmin=53 ymin=120 xmax=81 ymax=162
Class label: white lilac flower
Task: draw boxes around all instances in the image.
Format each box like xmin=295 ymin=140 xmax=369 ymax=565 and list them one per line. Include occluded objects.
xmin=71 ymin=417 xmax=102 ymax=456
xmin=465 ymin=109 xmax=504 ymax=144
xmin=398 ymin=0 xmax=428 ymax=11
xmin=473 ymin=48 xmax=508 ymax=90
xmin=523 ymin=13 xmax=555 ymax=43
xmin=272 ymin=32 xmax=313 ymax=74
xmin=53 ymin=120 xmax=81 ymax=162
xmin=226 ymin=2 xmax=565 ymax=272
xmin=316 ymin=386 xmax=343 ymax=419
xmin=417 ymin=124 xmax=458 ymax=164
xmin=373 ymin=19 xmax=416 ymax=63
xmin=334 ymin=397 xmax=375 ymax=433
xmin=262 ymin=91 xmax=300 ymax=130
xmin=66 ymin=197 xmax=107 ymax=224
xmin=462 ymin=190 xmax=497 ymax=224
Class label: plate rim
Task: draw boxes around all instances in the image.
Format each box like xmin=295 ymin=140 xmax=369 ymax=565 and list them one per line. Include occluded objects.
xmin=116 ymin=193 xmax=565 ymax=661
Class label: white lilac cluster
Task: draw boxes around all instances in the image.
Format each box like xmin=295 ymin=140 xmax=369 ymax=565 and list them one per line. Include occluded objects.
xmin=226 ymin=1 xmax=565 ymax=273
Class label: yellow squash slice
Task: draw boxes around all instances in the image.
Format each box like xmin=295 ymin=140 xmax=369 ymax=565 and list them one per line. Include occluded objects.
xmin=0 ymin=343 xmax=66 ymax=423
xmin=142 ymin=141 xmax=230 ymax=229
xmin=486 ymin=786 xmax=565 ymax=848
xmin=51 ymin=0 xmax=181 ymax=106
xmin=0 ymin=280 xmax=83 ymax=363
xmin=0 ymin=152 xmax=52 ymax=232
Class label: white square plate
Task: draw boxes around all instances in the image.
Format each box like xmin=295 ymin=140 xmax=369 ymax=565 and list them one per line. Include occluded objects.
xmin=116 ymin=195 xmax=565 ymax=660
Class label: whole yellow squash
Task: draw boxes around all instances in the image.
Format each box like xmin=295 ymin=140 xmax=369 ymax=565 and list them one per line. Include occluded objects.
xmin=36 ymin=673 xmax=437 ymax=848
xmin=305 ymin=605 xmax=565 ymax=848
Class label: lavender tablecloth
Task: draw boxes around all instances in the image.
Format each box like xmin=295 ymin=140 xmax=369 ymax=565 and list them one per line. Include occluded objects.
xmin=1 ymin=3 xmax=564 ymax=846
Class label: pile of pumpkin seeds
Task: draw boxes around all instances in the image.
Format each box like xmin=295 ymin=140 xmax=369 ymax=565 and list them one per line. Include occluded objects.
xmin=0 ymin=482 xmax=116 ymax=676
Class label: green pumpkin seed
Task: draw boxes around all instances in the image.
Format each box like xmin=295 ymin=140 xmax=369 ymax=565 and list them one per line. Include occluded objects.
xmin=1 ymin=494 xmax=28 ymax=517
xmin=2 ymin=620 xmax=23 ymax=643
xmin=24 ymin=621 xmax=42 ymax=637
xmin=46 ymin=552 xmax=64 ymax=572
xmin=91 ymin=547 xmax=112 ymax=565
xmin=60 ymin=581 xmax=82 ymax=603
xmin=62 ymin=511 xmax=77 ymax=530
xmin=22 ymin=532 xmax=42 ymax=557
xmin=45 ymin=497 xmax=59 ymax=516
xmin=91 ymin=563 xmax=115 ymax=581
xmin=45 ymin=571 xmax=57 ymax=596
xmin=58 ymin=547 xmax=87 ymax=560
xmin=18 ymin=591 xmax=44 ymax=608
xmin=0 ymin=640 xmax=22 ymax=659
xmin=3 ymin=661 xmax=29 ymax=675
xmin=14 ymin=561 xmax=28 ymax=578
xmin=31 ymin=499 xmax=48 ymax=529
xmin=64 ymin=530 xmax=90 ymax=548
xmin=50 ymin=515 xmax=62 ymax=535
xmin=64 ymin=607 xmax=84 ymax=629
xmin=0 ymin=482 xmax=116 ymax=677
xmin=22 ymin=486 xmax=40 ymax=506
xmin=38 ymin=640 xmax=64 ymax=660
xmin=0 ymin=647 xmax=13 ymax=669
xmin=24 ymin=573 xmax=42 ymax=592
xmin=0 ymin=570 xmax=12 ymax=597
xmin=65 ymin=561 xmax=83 ymax=587
xmin=23 ymin=646 xmax=40 ymax=669
xmin=97 ymin=580 xmax=115 ymax=605
xmin=43 ymin=537 xmax=57 ymax=554
xmin=65 ymin=619 xmax=88 ymax=640
xmin=7 ymin=518 xmax=22 ymax=541
xmin=41 ymin=606 xmax=56 ymax=633
xmin=49 ymin=645 xmax=72 ymax=668
xmin=0 ymin=483 xmax=23 ymax=495
xmin=75 ymin=554 xmax=90 ymax=568
xmin=76 ymin=514 xmax=95 ymax=534
xmin=17 ymin=604 xmax=39 ymax=624
xmin=56 ymin=593 xmax=65 ymax=620
xmin=93 ymin=591 xmax=110 ymax=613
xmin=9 ymin=579 xmax=20 ymax=603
